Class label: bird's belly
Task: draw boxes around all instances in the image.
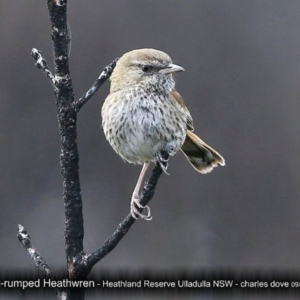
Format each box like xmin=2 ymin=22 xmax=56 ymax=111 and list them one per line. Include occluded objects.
xmin=103 ymin=103 xmax=186 ymax=164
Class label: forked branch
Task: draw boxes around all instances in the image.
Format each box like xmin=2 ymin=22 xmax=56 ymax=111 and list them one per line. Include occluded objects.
xmin=18 ymin=1 xmax=165 ymax=299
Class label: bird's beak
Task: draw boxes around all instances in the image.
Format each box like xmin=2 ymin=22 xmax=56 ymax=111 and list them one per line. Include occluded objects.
xmin=159 ymin=63 xmax=185 ymax=75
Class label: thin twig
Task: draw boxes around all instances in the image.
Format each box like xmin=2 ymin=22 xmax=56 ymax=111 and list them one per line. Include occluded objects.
xmin=17 ymin=224 xmax=66 ymax=299
xmin=73 ymin=57 xmax=119 ymax=112
xmin=84 ymin=162 xmax=165 ymax=271
xmin=17 ymin=224 xmax=54 ymax=277
xmin=31 ymin=48 xmax=56 ymax=87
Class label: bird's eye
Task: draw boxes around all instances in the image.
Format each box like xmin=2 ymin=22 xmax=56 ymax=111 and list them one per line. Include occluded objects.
xmin=142 ymin=65 xmax=153 ymax=73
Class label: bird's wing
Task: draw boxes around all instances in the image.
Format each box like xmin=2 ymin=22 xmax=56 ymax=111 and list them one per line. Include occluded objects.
xmin=170 ymin=89 xmax=194 ymax=131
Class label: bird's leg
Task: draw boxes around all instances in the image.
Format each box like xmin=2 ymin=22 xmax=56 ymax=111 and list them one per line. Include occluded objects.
xmin=131 ymin=162 xmax=152 ymax=220
xmin=155 ymin=151 xmax=170 ymax=175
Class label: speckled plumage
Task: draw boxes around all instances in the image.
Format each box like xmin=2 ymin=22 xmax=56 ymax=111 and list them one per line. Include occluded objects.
xmin=103 ymin=49 xmax=189 ymax=164
xmin=102 ymin=86 xmax=188 ymax=164
xmin=101 ymin=48 xmax=225 ymax=220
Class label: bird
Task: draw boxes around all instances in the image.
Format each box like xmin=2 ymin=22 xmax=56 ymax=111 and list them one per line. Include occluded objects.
xmin=101 ymin=48 xmax=225 ymax=220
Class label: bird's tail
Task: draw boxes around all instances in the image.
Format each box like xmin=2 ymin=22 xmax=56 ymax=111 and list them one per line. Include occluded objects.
xmin=181 ymin=130 xmax=225 ymax=174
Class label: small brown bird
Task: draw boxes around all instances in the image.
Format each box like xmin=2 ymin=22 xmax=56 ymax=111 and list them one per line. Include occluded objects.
xmin=102 ymin=49 xmax=225 ymax=220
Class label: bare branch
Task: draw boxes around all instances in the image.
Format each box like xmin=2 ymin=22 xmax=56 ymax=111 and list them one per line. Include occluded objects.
xmin=84 ymin=162 xmax=165 ymax=271
xmin=31 ymin=48 xmax=55 ymax=86
xmin=45 ymin=0 xmax=85 ymax=279
xmin=17 ymin=224 xmax=66 ymax=299
xmin=73 ymin=57 xmax=119 ymax=112
xmin=22 ymin=1 xmax=165 ymax=299
xmin=17 ymin=224 xmax=54 ymax=277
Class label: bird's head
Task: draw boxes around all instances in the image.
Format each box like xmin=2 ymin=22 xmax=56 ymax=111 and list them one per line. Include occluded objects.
xmin=110 ymin=48 xmax=184 ymax=94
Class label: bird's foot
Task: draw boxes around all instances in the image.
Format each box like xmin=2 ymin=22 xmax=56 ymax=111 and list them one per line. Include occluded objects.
xmin=131 ymin=193 xmax=152 ymax=221
xmin=155 ymin=152 xmax=170 ymax=175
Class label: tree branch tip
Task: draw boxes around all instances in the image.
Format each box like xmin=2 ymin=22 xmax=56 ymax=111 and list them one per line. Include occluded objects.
xmin=112 ymin=57 xmax=119 ymax=64
xmin=31 ymin=48 xmax=40 ymax=56
xmin=98 ymin=57 xmax=119 ymax=79
xmin=31 ymin=49 xmax=55 ymax=84
xmin=17 ymin=224 xmax=28 ymax=238
xmin=31 ymin=49 xmax=44 ymax=69
xmin=17 ymin=224 xmax=25 ymax=232
xmin=54 ymin=0 xmax=67 ymax=7
xmin=108 ymin=57 xmax=119 ymax=69
xmin=73 ymin=57 xmax=119 ymax=112
xmin=100 ymin=57 xmax=119 ymax=73
xmin=31 ymin=48 xmax=42 ymax=62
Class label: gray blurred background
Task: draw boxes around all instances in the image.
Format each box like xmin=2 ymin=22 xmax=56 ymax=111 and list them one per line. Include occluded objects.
xmin=1 ymin=0 xmax=300 ymax=299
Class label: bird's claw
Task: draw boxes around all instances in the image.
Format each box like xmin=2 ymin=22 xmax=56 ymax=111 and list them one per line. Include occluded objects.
xmin=131 ymin=193 xmax=152 ymax=221
xmin=156 ymin=153 xmax=170 ymax=175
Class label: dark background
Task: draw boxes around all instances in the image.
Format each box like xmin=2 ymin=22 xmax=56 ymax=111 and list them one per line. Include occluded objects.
xmin=1 ymin=0 xmax=300 ymax=299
